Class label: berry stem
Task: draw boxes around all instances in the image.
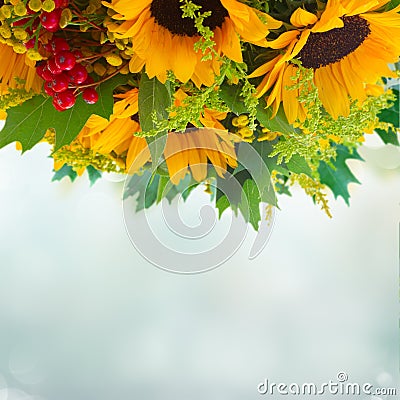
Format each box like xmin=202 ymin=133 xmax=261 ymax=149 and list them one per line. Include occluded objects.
xmin=71 ymin=62 xmax=129 ymax=93
xmin=71 ymin=6 xmax=105 ymax=31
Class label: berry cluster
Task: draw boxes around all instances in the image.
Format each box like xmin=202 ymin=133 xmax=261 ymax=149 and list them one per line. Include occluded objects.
xmin=36 ymin=37 xmax=98 ymax=111
xmin=14 ymin=0 xmax=70 ymax=36
xmin=39 ymin=0 xmax=69 ymax=32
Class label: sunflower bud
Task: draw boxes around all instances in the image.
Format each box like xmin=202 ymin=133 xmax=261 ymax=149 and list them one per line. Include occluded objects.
xmin=60 ymin=8 xmax=72 ymax=28
xmin=105 ymin=53 xmax=122 ymax=66
xmin=93 ymin=62 xmax=106 ymax=76
xmin=26 ymin=48 xmax=43 ymax=60
xmin=13 ymin=27 xmax=27 ymax=40
xmin=41 ymin=0 xmax=55 ymax=12
xmin=0 ymin=5 xmax=12 ymax=19
xmin=0 ymin=23 xmax=12 ymax=39
xmin=12 ymin=42 xmax=27 ymax=53
xmin=119 ymin=64 xmax=129 ymax=74
xmin=14 ymin=2 xmax=27 ymax=16
xmin=28 ymin=0 xmax=42 ymax=12
xmin=237 ymin=127 xmax=253 ymax=138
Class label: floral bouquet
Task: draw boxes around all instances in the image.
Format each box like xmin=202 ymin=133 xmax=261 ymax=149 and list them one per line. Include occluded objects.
xmin=0 ymin=0 xmax=399 ymax=230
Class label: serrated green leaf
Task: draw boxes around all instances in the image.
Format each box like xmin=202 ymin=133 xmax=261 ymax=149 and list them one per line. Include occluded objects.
xmin=215 ymin=192 xmax=230 ymax=218
xmin=52 ymin=164 xmax=77 ymax=183
xmin=124 ymin=170 xmax=159 ymax=211
xmin=239 ymin=179 xmax=261 ymax=230
xmin=318 ymin=145 xmax=363 ymax=205
xmin=0 ymin=74 xmax=129 ymax=152
xmin=376 ymin=88 xmax=399 ymax=146
xmin=286 ymin=154 xmax=313 ymax=177
xmin=219 ymin=84 xmax=248 ymax=115
xmin=375 ymin=128 xmax=399 ymax=146
xmin=86 ymin=165 xmax=102 ymax=186
xmin=139 ymin=74 xmax=171 ymax=167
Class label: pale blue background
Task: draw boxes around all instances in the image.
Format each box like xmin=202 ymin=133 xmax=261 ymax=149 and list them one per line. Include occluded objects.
xmin=0 ymin=135 xmax=398 ymax=400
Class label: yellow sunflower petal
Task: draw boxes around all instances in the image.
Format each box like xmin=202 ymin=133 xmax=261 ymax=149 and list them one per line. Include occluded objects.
xmin=265 ymin=30 xmax=301 ymax=49
xmin=311 ymin=0 xmax=346 ymax=32
xmin=290 ymin=8 xmax=318 ymax=27
xmin=164 ymin=133 xmax=189 ymax=185
xmin=282 ymin=64 xmax=301 ymax=124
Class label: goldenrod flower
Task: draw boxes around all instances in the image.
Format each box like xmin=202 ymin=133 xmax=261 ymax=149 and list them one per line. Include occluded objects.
xmin=103 ymin=0 xmax=281 ymax=86
xmin=0 ymin=43 xmax=42 ymax=94
xmin=250 ymin=0 xmax=400 ymax=123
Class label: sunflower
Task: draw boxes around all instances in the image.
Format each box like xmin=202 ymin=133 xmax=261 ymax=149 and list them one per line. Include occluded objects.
xmin=249 ymin=0 xmax=400 ymax=123
xmin=77 ymin=88 xmax=151 ymax=173
xmin=164 ymin=128 xmax=238 ymax=185
xmin=0 ymin=43 xmax=42 ymax=95
xmin=104 ymin=0 xmax=281 ymax=87
xmin=163 ymin=88 xmax=239 ymax=184
xmin=62 ymin=87 xmax=238 ymax=184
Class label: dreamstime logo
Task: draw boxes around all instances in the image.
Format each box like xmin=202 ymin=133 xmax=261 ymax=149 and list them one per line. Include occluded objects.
xmin=257 ymin=372 xmax=398 ymax=397
xmin=122 ymin=128 xmax=276 ymax=274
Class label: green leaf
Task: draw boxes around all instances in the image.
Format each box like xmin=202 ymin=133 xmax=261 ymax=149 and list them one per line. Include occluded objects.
xmin=219 ymin=83 xmax=248 ymax=115
xmin=376 ymin=88 xmax=399 ymax=146
xmin=86 ymin=165 xmax=102 ymax=186
xmin=286 ymin=154 xmax=313 ymax=177
xmin=52 ymin=164 xmax=77 ymax=183
xmin=375 ymin=128 xmax=399 ymax=146
xmin=0 ymin=74 xmax=129 ymax=152
xmin=237 ymin=142 xmax=277 ymax=206
xmin=239 ymin=179 xmax=262 ymax=230
xmin=385 ymin=0 xmax=400 ymax=10
xmin=215 ymin=192 xmax=230 ymax=218
xmin=256 ymin=100 xmax=297 ymax=136
xmin=318 ymin=145 xmax=363 ymax=205
xmin=156 ymin=175 xmax=170 ymax=203
xmin=219 ymin=83 xmax=299 ymax=138
xmin=124 ymin=170 xmax=159 ymax=211
xmin=146 ymin=133 xmax=168 ymax=170
xmin=139 ymin=73 xmax=171 ymax=167
xmin=252 ymin=139 xmax=289 ymax=176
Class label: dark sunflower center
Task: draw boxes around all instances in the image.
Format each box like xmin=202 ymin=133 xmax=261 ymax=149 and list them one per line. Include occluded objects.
xmin=297 ymin=15 xmax=371 ymax=69
xmin=150 ymin=0 xmax=228 ymax=37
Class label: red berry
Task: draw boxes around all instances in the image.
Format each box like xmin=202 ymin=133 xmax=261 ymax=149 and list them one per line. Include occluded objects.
xmin=82 ymin=88 xmax=99 ymax=104
xmin=26 ymin=6 xmax=36 ymax=15
xmin=72 ymin=50 xmax=83 ymax=60
xmin=55 ymin=51 xmax=76 ymax=71
xmin=54 ymin=90 xmax=76 ymax=110
xmin=83 ymin=75 xmax=94 ymax=85
xmin=41 ymin=65 xmax=54 ymax=81
xmin=51 ymin=73 xmax=69 ymax=92
xmin=54 ymin=0 xmax=69 ymax=7
xmin=36 ymin=62 xmax=46 ymax=78
xmin=67 ymin=64 xmax=88 ymax=84
xmin=40 ymin=9 xmax=62 ymax=32
xmin=52 ymin=37 xmax=70 ymax=54
xmin=52 ymin=98 xmax=65 ymax=111
xmin=47 ymin=58 xmax=63 ymax=74
xmin=32 ymin=17 xmax=40 ymax=31
xmin=25 ymin=38 xmax=36 ymax=49
xmin=44 ymin=82 xmax=55 ymax=96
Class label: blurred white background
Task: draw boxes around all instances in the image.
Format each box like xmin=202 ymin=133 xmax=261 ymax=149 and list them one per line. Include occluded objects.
xmin=0 ymin=136 xmax=398 ymax=400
